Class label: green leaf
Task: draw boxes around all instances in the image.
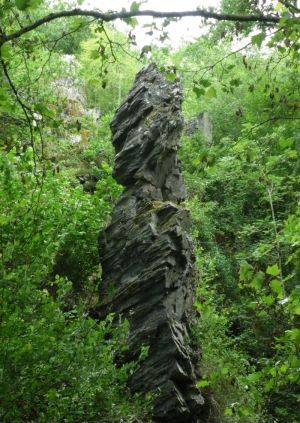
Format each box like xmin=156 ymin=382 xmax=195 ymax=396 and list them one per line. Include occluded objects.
xmin=139 ymin=345 xmax=150 ymax=361
xmin=270 ymin=279 xmax=284 ymax=298
xmin=206 ymin=165 xmax=217 ymax=174
xmin=275 ymin=2 xmax=284 ymax=12
xmin=88 ymin=78 xmax=99 ymax=86
xmin=0 ymin=87 xmax=14 ymax=113
xmin=262 ymin=295 xmax=275 ymax=306
xmin=279 ymin=138 xmax=294 ymax=149
xmin=196 ymin=379 xmax=210 ymax=388
xmin=124 ymin=16 xmax=138 ymax=27
xmin=140 ymin=45 xmax=152 ymax=57
xmin=130 ymin=1 xmax=140 ymax=12
xmin=287 ymin=150 xmax=297 ymax=159
xmin=225 ymin=407 xmax=233 ymax=416
xmin=0 ymin=44 xmax=10 ymax=59
xmin=205 ymin=86 xmax=217 ymax=98
xmin=250 ymin=271 xmax=265 ymax=291
xmin=266 ymin=264 xmax=280 ymax=276
xmin=290 ymin=287 xmax=300 ymax=315
xmin=247 ymin=372 xmax=261 ymax=382
xmin=239 ymin=261 xmax=254 ymax=282
xmin=251 ymin=32 xmax=266 ymax=48
xmin=0 ymin=215 xmax=10 ymax=225
xmin=257 ymin=310 xmax=268 ymax=318
xmin=264 ymin=378 xmax=275 ymax=392
xmin=28 ymin=0 xmax=43 ymax=8
xmin=69 ymin=17 xmax=87 ymax=31
xmin=285 ymin=328 xmax=300 ymax=346
xmin=194 ymin=300 xmax=203 ymax=310
xmin=90 ymin=50 xmax=99 ymax=60
xmin=193 ymin=86 xmax=205 ymax=98
xmin=221 ymin=367 xmax=229 ymax=375
xmin=277 ymin=45 xmax=286 ymax=54
xmin=279 ymin=363 xmax=288 ymax=374
xmin=15 ymin=0 xmax=31 ymax=10
xmin=230 ymin=78 xmax=241 ymax=87
xmin=240 ymin=406 xmax=251 ymax=417
xmin=166 ymin=72 xmax=177 ymax=82
xmin=199 ymin=78 xmax=211 ymax=88
xmin=34 ymin=102 xmax=54 ymax=117
xmin=291 ymin=304 xmax=300 ymax=315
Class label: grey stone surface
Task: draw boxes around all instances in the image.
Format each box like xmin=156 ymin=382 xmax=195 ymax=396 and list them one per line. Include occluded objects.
xmin=98 ymin=63 xmax=209 ymax=422
xmin=185 ymin=112 xmax=213 ymax=145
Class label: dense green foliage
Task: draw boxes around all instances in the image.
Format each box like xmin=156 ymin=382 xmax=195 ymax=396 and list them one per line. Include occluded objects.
xmin=178 ymin=35 xmax=299 ymax=422
xmin=0 ymin=0 xmax=299 ymax=421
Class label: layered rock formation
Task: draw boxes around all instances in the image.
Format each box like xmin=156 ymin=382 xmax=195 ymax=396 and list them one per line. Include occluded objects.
xmin=98 ymin=64 xmax=208 ymax=422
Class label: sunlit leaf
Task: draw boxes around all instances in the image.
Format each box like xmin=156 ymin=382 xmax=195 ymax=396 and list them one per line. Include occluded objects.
xmin=0 ymin=44 xmax=11 ymax=59
xmin=196 ymin=379 xmax=210 ymax=388
xmin=205 ymin=86 xmax=217 ymax=98
xmin=166 ymin=72 xmax=177 ymax=82
xmin=90 ymin=50 xmax=99 ymax=60
xmin=270 ymin=279 xmax=284 ymax=298
xmin=262 ymin=295 xmax=275 ymax=306
xmin=266 ymin=264 xmax=280 ymax=276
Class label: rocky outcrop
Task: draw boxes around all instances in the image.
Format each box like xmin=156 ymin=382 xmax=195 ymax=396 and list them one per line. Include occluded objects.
xmin=98 ymin=64 xmax=209 ymax=422
xmin=185 ymin=112 xmax=213 ymax=145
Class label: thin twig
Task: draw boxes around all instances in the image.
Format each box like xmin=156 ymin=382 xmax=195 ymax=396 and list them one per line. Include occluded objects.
xmin=33 ymin=18 xmax=96 ymax=84
xmin=0 ymin=8 xmax=284 ymax=45
xmin=0 ymin=55 xmax=39 ymax=172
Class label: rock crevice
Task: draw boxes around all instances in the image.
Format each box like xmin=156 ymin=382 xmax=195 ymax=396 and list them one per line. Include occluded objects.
xmin=98 ymin=64 xmax=208 ymax=422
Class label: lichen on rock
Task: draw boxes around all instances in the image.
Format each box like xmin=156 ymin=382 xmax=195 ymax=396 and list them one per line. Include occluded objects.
xmin=98 ymin=63 xmax=209 ymax=422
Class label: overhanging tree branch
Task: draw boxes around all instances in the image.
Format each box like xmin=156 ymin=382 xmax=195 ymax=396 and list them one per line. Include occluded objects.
xmin=0 ymin=8 xmax=285 ymax=45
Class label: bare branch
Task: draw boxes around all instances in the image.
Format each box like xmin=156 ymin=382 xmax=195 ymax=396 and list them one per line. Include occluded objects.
xmin=246 ymin=116 xmax=300 ymax=133
xmin=0 ymin=56 xmax=38 ymax=170
xmin=0 ymin=8 xmax=285 ymax=45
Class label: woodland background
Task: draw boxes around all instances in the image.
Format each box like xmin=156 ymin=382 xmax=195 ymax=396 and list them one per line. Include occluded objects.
xmin=0 ymin=0 xmax=299 ymax=421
